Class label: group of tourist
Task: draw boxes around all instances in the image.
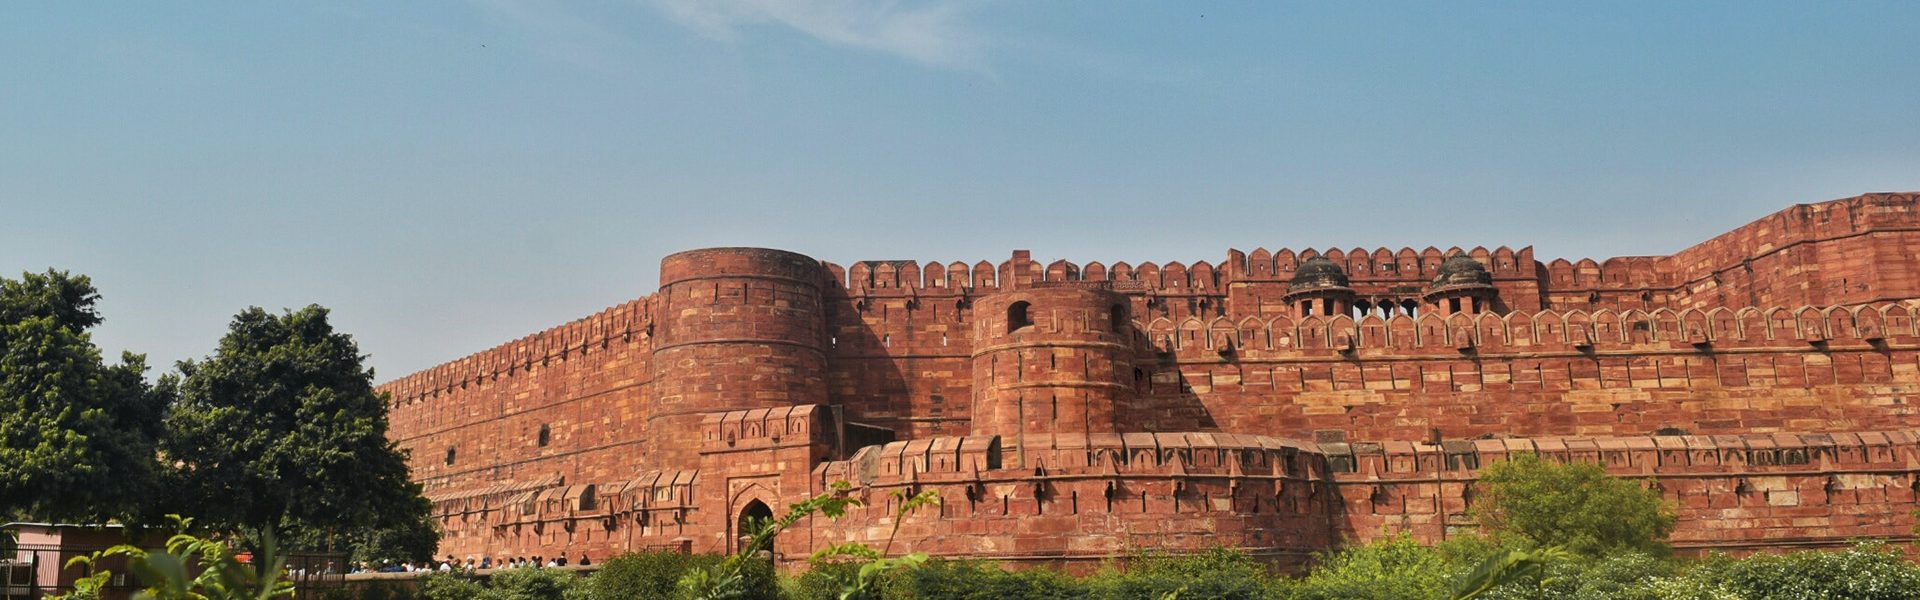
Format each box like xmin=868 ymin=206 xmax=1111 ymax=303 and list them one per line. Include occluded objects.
xmin=351 ymin=553 xmax=591 ymax=574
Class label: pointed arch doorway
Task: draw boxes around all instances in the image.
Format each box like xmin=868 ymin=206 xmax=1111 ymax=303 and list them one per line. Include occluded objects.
xmin=735 ymin=499 xmax=775 ymax=555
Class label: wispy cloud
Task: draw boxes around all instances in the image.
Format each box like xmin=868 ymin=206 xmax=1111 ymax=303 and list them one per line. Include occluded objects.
xmin=649 ymin=0 xmax=989 ymax=71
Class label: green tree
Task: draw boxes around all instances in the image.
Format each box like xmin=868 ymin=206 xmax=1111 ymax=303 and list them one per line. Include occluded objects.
xmin=1470 ymin=454 xmax=1674 ymax=557
xmin=162 ymin=305 xmax=434 ymax=568
xmin=0 ymin=269 xmax=166 ymax=524
xmin=334 ymin=491 xmax=440 ymax=566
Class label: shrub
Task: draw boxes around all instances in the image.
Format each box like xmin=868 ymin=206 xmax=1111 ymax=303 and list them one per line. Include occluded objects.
xmin=417 ymin=572 xmax=485 ymax=600
xmin=1286 ymin=534 xmax=1454 ymax=600
xmin=786 ymin=561 xmax=864 ymax=600
xmin=1682 ymin=542 xmax=1920 ymax=600
xmin=318 ymin=583 xmax=420 ymax=600
xmin=882 ymin=559 xmax=1086 ymax=600
xmin=1475 ymin=551 xmax=1676 ymax=600
xmin=580 ymin=551 xmax=726 ymax=600
xmin=1472 ymin=454 xmax=1675 ymax=557
xmin=1087 ymin=547 xmax=1276 ymax=600
xmin=482 ymin=567 xmax=582 ymax=600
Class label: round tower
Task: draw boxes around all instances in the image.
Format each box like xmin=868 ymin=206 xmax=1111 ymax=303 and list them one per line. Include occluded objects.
xmin=970 ymin=285 xmax=1136 ymax=466
xmin=647 ymin=247 xmax=828 ymax=468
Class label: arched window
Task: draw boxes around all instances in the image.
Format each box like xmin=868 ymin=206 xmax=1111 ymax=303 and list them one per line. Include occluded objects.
xmin=538 ymin=424 xmax=551 ymax=447
xmin=1110 ymin=304 xmax=1128 ymax=333
xmin=444 ymin=447 xmax=456 ymax=466
xmin=1007 ymin=301 xmax=1033 ymax=332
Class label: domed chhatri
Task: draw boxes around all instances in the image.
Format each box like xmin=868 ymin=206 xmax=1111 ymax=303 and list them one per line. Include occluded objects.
xmin=1430 ymin=253 xmax=1493 ymax=291
xmin=1288 ymin=256 xmax=1352 ymax=292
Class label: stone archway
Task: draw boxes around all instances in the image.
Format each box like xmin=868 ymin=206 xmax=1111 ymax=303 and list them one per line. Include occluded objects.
xmin=735 ymin=499 xmax=774 ymax=554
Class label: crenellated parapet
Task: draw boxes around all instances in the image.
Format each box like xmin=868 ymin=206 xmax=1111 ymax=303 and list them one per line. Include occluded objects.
xmin=381 ymin=297 xmax=652 ymax=406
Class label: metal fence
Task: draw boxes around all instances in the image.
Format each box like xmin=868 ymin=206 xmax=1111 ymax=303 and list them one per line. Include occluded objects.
xmin=2 ymin=544 xmax=345 ymax=599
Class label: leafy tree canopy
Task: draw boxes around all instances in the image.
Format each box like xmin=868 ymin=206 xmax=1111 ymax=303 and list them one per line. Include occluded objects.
xmin=1470 ymin=454 xmax=1675 ymax=557
xmin=0 ymin=269 xmax=104 ymax=331
xmin=0 ymin=269 xmax=165 ymax=524
xmin=163 ymin=305 xmax=433 ymax=558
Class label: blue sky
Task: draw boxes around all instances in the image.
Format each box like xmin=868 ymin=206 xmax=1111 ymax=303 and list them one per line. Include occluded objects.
xmin=4 ymin=1 xmax=1918 ymax=380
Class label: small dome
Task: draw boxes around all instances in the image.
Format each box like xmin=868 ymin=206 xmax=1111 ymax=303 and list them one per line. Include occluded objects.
xmin=1289 ymin=257 xmax=1351 ymax=292
xmin=1431 ymin=253 xmax=1493 ymax=289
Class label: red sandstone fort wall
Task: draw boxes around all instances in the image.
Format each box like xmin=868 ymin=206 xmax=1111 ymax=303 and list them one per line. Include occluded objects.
xmin=377 ymin=192 xmax=1920 ymax=565
xmin=382 ymin=298 xmax=654 ymax=498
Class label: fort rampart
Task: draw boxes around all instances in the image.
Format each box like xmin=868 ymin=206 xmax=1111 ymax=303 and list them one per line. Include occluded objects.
xmin=381 ymin=192 xmax=1920 ymax=566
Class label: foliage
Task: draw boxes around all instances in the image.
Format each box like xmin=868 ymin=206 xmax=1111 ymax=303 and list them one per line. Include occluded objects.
xmin=1447 ymin=545 xmax=1572 ymax=599
xmin=1469 ymin=551 xmax=1676 ymax=600
xmin=1286 ymin=533 xmax=1457 ymax=600
xmin=806 ymin=488 xmax=943 ymax=600
xmin=318 ymin=582 xmax=416 ymax=600
xmin=679 ymin=482 xmax=863 ymax=600
xmin=479 ymin=567 xmax=582 ymax=600
xmin=55 ymin=515 xmax=293 ymax=600
xmin=0 ymin=269 xmax=105 ymax=331
xmin=580 ymin=551 xmax=726 ymax=600
xmin=1086 ymin=547 xmax=1278 ymax=600
xmin=1681 ymin=541 xmax=1920 ymax=600
xmin=162 ymin=305 xmax=434 ymax=563
xmin=336 ymin=492 xmax=440 ymax=566
xmin=786 ymin=561 xmax=864 ymax=600
xmin=1471 ymin=454 xmax=1675 ymax=557
xmin=876 ymin=559 xmax=1086 ymax=600
xmin=416 ymin=571 xmax=486 ymax=600
xmin=768 ymin=535 xmax=1918 ymax=600
xmin=0 ymin=269 xmax=167 ymax=524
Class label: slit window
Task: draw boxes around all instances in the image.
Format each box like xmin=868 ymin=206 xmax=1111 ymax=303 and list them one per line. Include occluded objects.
xmin=445 ymin=447 xmax=456 ymax=466
xmin=538 ymin=424 xmax=551 ymax=447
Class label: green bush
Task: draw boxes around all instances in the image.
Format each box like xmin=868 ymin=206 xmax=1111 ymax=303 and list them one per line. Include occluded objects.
xmin=1476 ymin=551 xmax=1677 ymax=600
xmin=1682 ymin=542 xmax=1920 ymax=600
xmin=417 ymin=572 xmax=485 ymax=600
xmin=785 ymin=561 xmax=863 ymax=600
xmin=482 ymin=567 xmax=582 ymax=600
xmin=1285 ymin=534 xmax=1455 ymax=600
xmin=882 ymin=559 xmax=1086 ymax=600
xmin=580 ymin=551 xmax=728 ymax=600
xmin=1472 ymin=454 xmax=1675 ymax=557
xmin=1087 ymin=548 xmax=1276 ymax=600
xmin=323 ymin=583 xmax=420 ymax=600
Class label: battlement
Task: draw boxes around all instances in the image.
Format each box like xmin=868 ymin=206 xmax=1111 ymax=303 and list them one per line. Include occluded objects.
xmin=381 ymin=297 xmax=651 ymax=405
